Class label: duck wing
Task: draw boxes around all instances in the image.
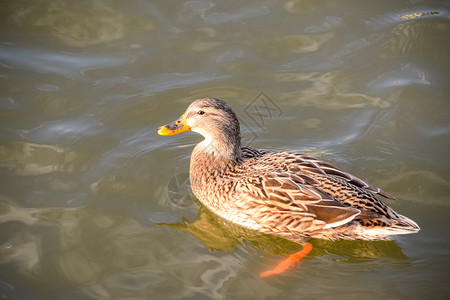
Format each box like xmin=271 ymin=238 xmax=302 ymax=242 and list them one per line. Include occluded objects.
xmin=233 ymin=170 xmax=361 ymax=237
xmin=242 ymin=147 xmax=396 ymax=200
xmin=293 ymin=154 xmax=396 ymax=200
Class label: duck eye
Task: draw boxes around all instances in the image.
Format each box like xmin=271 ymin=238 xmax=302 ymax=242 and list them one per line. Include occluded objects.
xmin=197 ymin=110 xmax=205 ymax=115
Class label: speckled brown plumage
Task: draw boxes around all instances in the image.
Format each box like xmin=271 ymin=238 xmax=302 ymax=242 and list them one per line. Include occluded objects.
xmin=159 ymin=97 xmax=420 ymax=242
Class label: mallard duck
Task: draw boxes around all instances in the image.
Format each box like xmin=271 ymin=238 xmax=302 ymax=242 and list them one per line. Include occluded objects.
xmin=158 ymin=97 xmax=420 ymax=276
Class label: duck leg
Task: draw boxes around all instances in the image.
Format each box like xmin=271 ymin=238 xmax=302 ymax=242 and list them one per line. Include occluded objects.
xmin=260 ymin=243 xmax=313 ymax=277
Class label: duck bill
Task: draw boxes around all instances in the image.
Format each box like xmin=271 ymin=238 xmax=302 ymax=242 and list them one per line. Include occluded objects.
xmin=157 ymin=113 xmax=191 ymax=136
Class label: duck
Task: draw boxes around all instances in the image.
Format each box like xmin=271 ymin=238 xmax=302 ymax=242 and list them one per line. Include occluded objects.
xmin=158 ymin=97 xmax=420 ymax=277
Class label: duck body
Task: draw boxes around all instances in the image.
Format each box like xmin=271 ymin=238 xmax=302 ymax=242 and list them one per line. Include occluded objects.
xmin=159 ymin=98 xmax=420 ymax=243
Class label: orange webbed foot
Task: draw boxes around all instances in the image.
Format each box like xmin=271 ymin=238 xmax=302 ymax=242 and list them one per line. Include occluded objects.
xmin=260 ymin=243 xmax=313 ymax=278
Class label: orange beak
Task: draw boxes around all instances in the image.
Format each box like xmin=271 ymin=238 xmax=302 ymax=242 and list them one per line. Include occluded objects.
xmin=157 ymin=113 xmax=191 ymax=136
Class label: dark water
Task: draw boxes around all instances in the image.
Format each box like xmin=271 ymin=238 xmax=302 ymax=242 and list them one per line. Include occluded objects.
xmin=1 ymin=0 xmax=450 ymax=299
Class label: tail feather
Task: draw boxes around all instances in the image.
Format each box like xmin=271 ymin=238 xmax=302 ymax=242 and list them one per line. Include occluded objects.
xmin=359 ymin=213 xmax=420 ymax=239
xmin=393 ymin=213 xmax=421 ymax=232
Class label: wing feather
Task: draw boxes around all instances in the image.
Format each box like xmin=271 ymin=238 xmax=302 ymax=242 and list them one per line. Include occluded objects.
xmin=234 ymin=171 xmax=360 ymax=234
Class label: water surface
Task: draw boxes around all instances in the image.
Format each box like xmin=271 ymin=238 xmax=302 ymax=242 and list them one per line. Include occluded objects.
xmin=1 ymin=1 xmax=450 ymax=299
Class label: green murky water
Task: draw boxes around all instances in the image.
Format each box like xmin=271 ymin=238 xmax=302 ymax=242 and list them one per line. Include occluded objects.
xmin=1 ymin=1 xmax=450 ymax=299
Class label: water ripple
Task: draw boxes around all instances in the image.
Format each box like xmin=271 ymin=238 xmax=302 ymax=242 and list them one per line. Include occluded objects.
xmin=203 ymin=5 xmax=270 ymax=25
xmin=0 ymin=43 xmax=131 ymax=80
xmin=304 ymin=16 xmax=343 ymax=34
xmin=367 ymin=8 xmax=446 ymax=30
xmin=366 ymin=7 xmax=449 ymax=59
xmin=367 ymin=63 xmax=431 ymax=90
xmin=123 ymin=73 xmax=230 ymax=95
xmin=24 ymin=117 xmax=104 ymax=147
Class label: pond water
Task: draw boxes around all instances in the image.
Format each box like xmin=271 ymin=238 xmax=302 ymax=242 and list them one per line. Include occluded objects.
xmin=1 ymin=0 xmax=450 ymax=299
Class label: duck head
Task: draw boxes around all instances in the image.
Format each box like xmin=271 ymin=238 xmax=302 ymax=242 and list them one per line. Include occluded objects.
xmin=158 ymin=98 xmax=242 ymax=160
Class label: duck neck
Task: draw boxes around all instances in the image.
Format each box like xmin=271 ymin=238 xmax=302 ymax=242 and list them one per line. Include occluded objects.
xmin=196 ymin=129 xmax=242 ymax=163
xmin=189 ymin=128 xmax=242 ymax=200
